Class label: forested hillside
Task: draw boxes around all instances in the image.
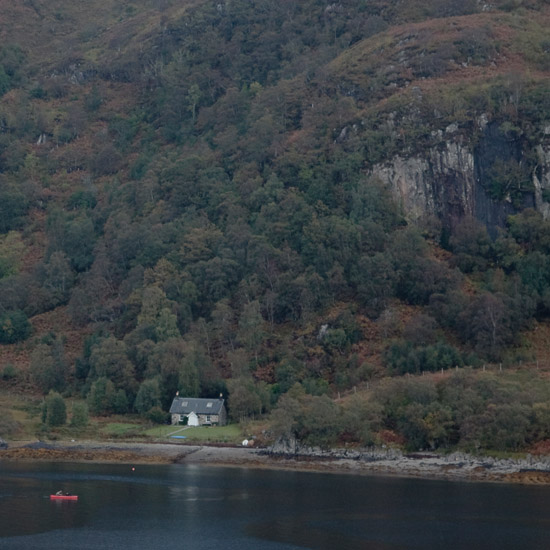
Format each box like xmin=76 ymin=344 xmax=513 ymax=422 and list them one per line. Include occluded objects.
xmin=2 ymin=0 xmax=550 ymax=453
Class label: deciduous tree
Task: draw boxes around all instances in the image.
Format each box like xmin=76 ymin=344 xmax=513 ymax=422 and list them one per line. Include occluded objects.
xmin=43 ymin=391 xmax=67 ymax=427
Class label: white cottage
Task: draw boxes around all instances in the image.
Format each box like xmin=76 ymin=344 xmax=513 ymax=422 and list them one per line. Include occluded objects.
xmin=169 ymin=397 xmax=227 ymax=426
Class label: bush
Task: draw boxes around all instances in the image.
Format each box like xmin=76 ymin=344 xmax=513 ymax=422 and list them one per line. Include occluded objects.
xmin=146 ymin=406 xmax=168 ymax=424
xmin=0 ymin=309 xmax=31 ymax=344
xmin=70 ymin=402 xmax=89 ymax=427
xmin=1 ymin=363 xmax=17 ymax=381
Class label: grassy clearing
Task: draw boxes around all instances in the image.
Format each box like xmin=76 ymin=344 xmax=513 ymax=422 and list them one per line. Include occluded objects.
xmin=0 ymin=389 xmax=42 ymax=440
xmin=100 ymin=422 xmax=145 ymax=437
xmin=144 ymin=424 xmax=243 ymax=443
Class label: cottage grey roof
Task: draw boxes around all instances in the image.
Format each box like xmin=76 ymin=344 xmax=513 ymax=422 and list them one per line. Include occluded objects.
xmin=169 ymin=397 xmax=225 ymax=415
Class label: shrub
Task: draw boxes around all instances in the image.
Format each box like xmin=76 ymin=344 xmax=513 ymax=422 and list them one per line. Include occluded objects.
xmin=43 ymin=391 xmax=67 ymax=427
xmin=1 ymin=363 xmax=17 ymax=381
xmin=70 ymin=402 xmax=89 ymax=428
xmin=146 ymin=406 xmax=168 ymax=424
xmin=0 ymin=309 xmax=31 ymax=344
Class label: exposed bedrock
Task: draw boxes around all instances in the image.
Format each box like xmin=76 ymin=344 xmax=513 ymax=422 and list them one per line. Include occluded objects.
xmin=371 ymin=121 xmax=550 ymax=235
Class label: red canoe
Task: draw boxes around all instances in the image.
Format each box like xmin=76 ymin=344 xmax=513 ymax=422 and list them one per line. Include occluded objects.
xmin=50 ymin=494 xmax=78 ymax=501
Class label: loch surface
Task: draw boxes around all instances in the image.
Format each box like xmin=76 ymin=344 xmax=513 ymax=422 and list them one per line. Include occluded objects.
xmin=1 ymin=461 xmax=550 ymax=549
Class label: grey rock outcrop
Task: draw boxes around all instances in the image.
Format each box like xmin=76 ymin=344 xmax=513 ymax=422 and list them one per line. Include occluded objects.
xmin=267 ymin=442 xmax=550 ymax=477
xmin=370 ymin=120 xmax=550 ymax=234
xmin=372 ymin=140 xmax=475 ymax=226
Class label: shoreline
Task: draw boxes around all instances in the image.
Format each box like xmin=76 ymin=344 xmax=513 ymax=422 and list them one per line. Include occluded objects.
xmin=2 ymin=440 xmax=550 ymax=485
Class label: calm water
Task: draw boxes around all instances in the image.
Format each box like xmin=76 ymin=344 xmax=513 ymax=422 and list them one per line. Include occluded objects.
xmin=1 ymin=461 xmax=550 ymax=549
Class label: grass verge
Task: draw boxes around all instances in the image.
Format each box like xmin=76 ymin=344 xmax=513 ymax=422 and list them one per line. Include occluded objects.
xmin=144 ymin=424 xmax=243 ymax=444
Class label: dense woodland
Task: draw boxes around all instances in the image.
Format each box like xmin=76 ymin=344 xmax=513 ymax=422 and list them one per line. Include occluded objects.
xmin=2 ymin=0 xmax=550 ymax=453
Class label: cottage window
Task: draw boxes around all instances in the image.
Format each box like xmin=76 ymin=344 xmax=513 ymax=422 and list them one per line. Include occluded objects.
xmin=182 ymin=401 xmax=188 ymax=406
xmin=206 ymin=415 xmax=211 ymax=422
xmin=206 ymin=402 xmax=213 ymax=408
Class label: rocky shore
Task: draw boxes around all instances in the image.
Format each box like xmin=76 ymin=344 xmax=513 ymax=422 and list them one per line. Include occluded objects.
xmin=266 ymin=446 xmax=550 ymax=484
xmin=2 ymin=440 xmax=550 ymax=485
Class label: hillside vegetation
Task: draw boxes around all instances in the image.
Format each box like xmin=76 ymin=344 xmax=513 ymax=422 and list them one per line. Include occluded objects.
xmin=2 ymin=0 xmax=550 ymax=453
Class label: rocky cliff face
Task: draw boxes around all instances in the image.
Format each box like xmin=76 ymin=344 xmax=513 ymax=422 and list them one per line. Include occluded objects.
xmin=534 ymin=142 xmax=550 ymax=220
xmin=372 ymin=139 xmax=476 ymax=228
xmin=371 ymin=119 xmax=550 ymax=234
